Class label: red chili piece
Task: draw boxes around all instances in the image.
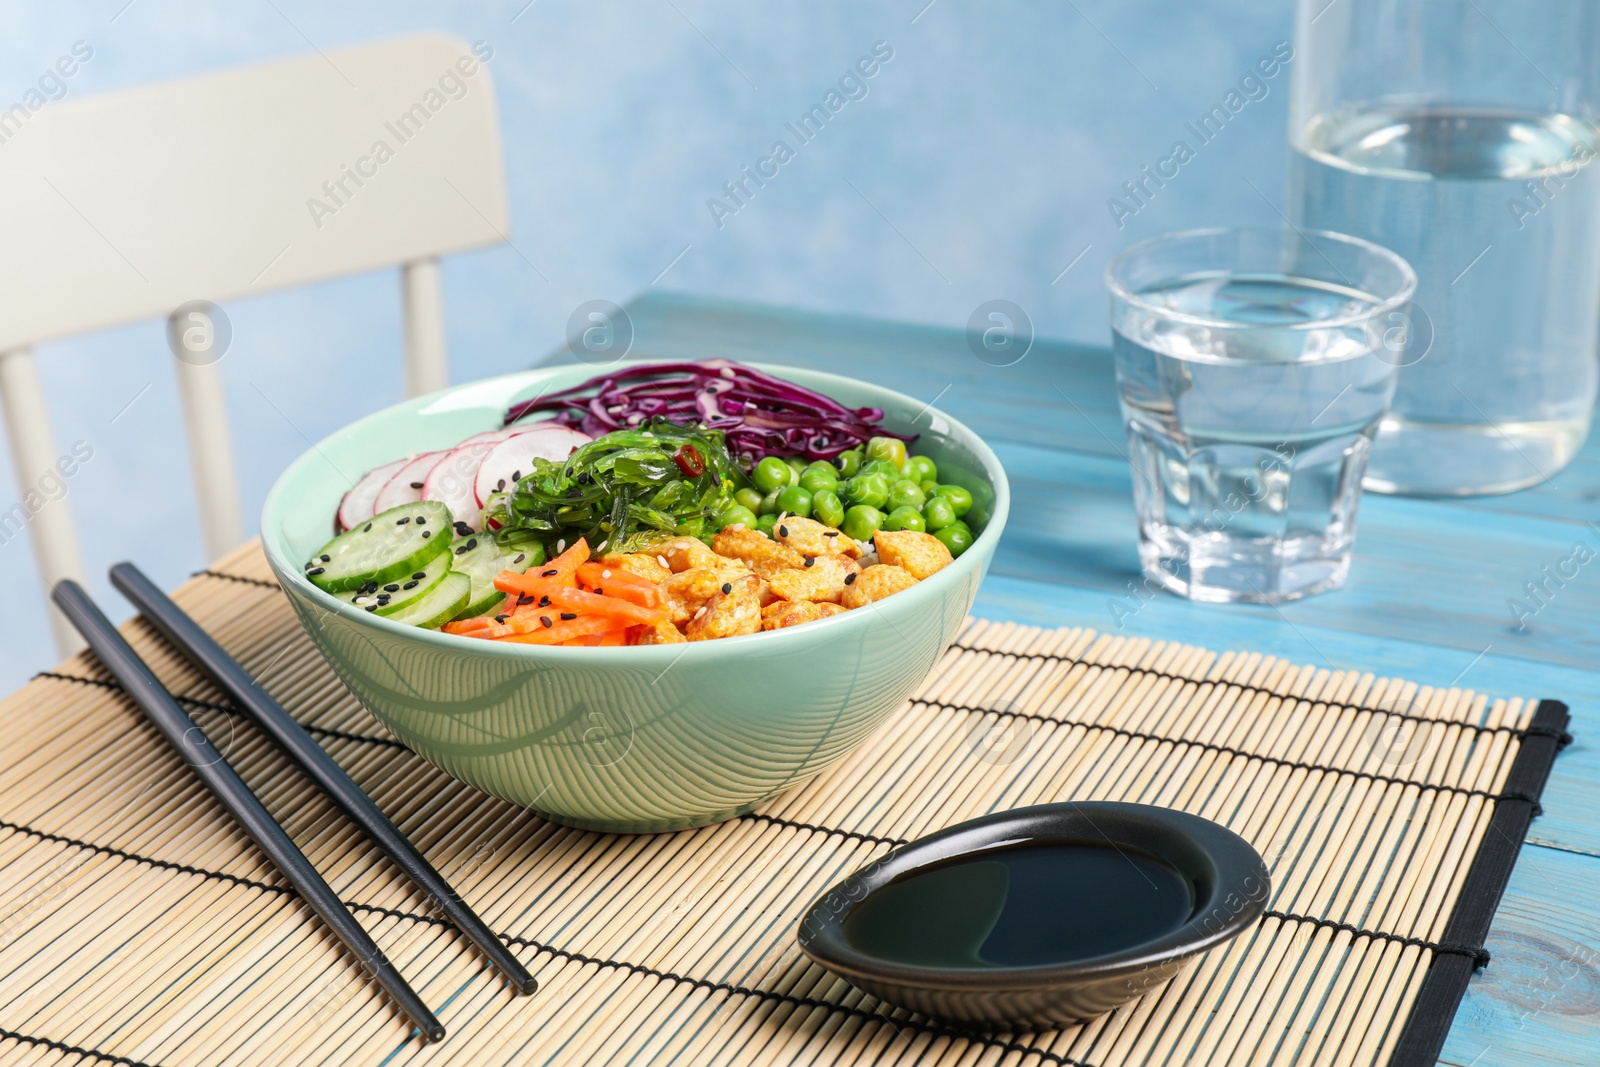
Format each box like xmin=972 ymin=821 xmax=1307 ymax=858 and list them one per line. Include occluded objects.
xmin=673 ymin=444 xmax=706 ymax=478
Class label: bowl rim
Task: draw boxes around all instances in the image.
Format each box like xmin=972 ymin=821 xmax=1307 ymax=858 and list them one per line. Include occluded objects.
xmin=259 ymin=360 xmax=1011 ymax=662
xmin=795 ymin=801 xmax=1270 ymax=991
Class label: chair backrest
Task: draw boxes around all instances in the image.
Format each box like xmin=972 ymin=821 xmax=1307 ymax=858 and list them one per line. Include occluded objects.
xmin=0 ymin=34 xmax=509 ymax=655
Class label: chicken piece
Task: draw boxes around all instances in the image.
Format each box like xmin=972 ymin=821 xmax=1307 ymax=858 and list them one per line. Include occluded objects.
xmin=634 ymin=619 xmax=686 ymax=645
xmin=712 ymin=527 xmax=805 ymax=576
xmin=601 ymin=551 xmax=673 ymax=585
xmin=653 ymin=536 xmax=722 ymax=573
xmin=872 ymin=530 xmax=954 ymax=580
xmin=686 ymin=575 xmax=762 ymax=640
xmin=841 ymin=564 xmax=919 ymax=609
xmin=766 ymin=553 xmax=860 ymax=604
xmin=662 ymin=567 xmax=733 ymax=624
xmin=760 ymin=600 xmax=847 ymax=631
xmin=773 ymin=516 xmax=862 ymax=560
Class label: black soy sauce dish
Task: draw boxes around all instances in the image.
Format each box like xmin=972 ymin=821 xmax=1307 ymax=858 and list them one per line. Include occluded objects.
xmin=797 ymin=802 xmax=1270 ymax=1030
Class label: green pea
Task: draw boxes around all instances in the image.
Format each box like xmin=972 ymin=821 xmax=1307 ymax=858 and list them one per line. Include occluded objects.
xmin=887 ymin=480 xmax=926 ymax=512
xmin=921 ymin=479 xmax=939 ymax=494
xmin=904 ymin=455 xmax=938 ymax=484
xmin=922 ymin=495 xmax=958 ymax=531
xmin=934 ymin=523 xmax=974 ymax=557
xmin=861 ymin=458 xmax=901 ymax=481
xmin=800 ymin=461 xmax=840 ymax=494
xmin=933 ymin=484 xmax=974 ymax=518
xmin=754 ymin=456 xmax=793 ymax=493
xmin=759 ymin=488 xmax=784 ymax=515
xmin=718 ymin=505 xmax=759 ymax=532
xmin=756 ymin=513 xmax=779 ymax=537
xmin=841 ymin=505 xmax=885 ymax=543
xmin=734 ymin=487 xmax=764 ymax=512
xmin=812 ymin=489 xmax=845 ymax=528
xmin=884 ymin=505 xmax=926 ymax=532
xmin=834 ymin=448 xmax=864 ymax=477
xmin=865 ymin=436 xmax=908 ymax=471
xmin=842 ymin=472 xmax=890 ymax=509
xmin=776 ymin=485 xmax=813 ymax=518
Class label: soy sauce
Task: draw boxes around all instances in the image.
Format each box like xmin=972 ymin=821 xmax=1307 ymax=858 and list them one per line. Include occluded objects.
xmin=841 ymin=842 xmax=1195 ymax=969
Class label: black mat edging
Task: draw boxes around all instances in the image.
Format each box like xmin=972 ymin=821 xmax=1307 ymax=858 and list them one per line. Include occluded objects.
xmin=1389 ymin=698 xmax=1572 ymax=1066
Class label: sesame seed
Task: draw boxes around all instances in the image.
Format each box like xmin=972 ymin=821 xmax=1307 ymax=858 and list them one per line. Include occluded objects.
xmin=307 ymin=567 xmax=324 ymax=576
xmin=601 ymin=569 xmax=612 ymax=579
xmin=409 ymin=481 xmax=423 ymax=489
xmin=422 ymin=530 xmax=432 ymax=538
xmin=693 ymin=606 xmax=707 ymax=620
xmin=384 ymin=583 xmax=400 ymax=592
xmin=320 ymin=554 xmax=331 ymax=562
xmin=397 ymin=516 xmax=410 ymax=524
xmin=403 ymin=581 xmax=418 ymax=590
xmin=540 ymin=615 xmax=553 ymax=628
xmin=823 ymin=531 xmax=838 ymax=538
xmin=542 ymin=569 xmax=558 ymax=577
xmin=363 ymin=523 xmax=372 ymax=532
xmin=416 ymin=516 xmax=426 ymax=525
xmin=844 ymin=572 xmax=857 ymax=585
xmin=366 ymin=604 xmax=378 ymax=612
xmin=466 ymin=538 xmax=478 ymax=551
xmin=511 ymin=470 xmax=521 ymax=482
xmin=560 ymin=612 xmax=577 ymax=620
xmin=804 ymin=556 xmax=815 ymax=568
xmin=495 ymin=614 xmax=509 ymax=624
xmin=412 ymin=572 xmax=426 ymax=580
xmin=496 ymin=479 xmax=506 ymax=491
xmin=539 ymin=596 xmax=551 ymax=608
xmin=721 ymin=582 xmax=732 ymax=595
xmin=513 ymin=554 xmax=526 ymax=564
xmin=778 ymin=525 xmax=788 ymax=537
xmin=657 ymin=555 xmax=670 ymax=570
xmin=594 ymin=588 xmax=603 ymax=595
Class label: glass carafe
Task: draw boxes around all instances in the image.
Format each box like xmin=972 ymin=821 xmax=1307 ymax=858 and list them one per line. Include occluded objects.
xmin=1288 ymin=0 xmax=1600 ymax=495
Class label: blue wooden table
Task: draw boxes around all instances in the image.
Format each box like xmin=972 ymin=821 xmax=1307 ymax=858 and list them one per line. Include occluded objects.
xmin=601 ymin=290 xmax=1600 ymax=1067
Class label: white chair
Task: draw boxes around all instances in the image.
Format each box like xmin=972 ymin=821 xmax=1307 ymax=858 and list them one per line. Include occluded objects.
xmin=0 ymin=34 xmax=510 ymax=654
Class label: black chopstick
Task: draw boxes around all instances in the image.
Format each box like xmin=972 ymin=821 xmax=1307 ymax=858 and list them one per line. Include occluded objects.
xmin=108 ymin=562 xmax=538 ymax=996
xmin=51 ymin=580 xmax=447 ymax=1044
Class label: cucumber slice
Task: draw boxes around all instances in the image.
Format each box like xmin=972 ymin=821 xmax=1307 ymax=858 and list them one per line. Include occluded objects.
xmin=384 ymin=572 xmax=470 ymax=629
xmin=304 ymin=501 xmax=452 ymax=592
xmin=450 ymin=536 xmax=546 ymax=620
xmin=341 ymin=550 xmax=450 ymax=616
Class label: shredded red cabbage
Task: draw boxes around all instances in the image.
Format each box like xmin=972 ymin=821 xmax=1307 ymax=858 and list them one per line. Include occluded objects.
xmin=504 ymin=360 xmax=914 ymax=467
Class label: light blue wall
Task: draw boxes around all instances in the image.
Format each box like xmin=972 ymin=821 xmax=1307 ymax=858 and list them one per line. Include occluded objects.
xmin=0 ymin=1 xmax=1296 ymax=689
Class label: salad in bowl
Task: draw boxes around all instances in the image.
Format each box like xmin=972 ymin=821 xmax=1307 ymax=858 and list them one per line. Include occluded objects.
xmin=262 ymin=360 xmax=1008 ymax=831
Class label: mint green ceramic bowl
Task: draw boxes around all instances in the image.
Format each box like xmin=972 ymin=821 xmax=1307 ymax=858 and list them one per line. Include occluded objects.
xmin=260 ymin=363 xmax=1009 ymax=832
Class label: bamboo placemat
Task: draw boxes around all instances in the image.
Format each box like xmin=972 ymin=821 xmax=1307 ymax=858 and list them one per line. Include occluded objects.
xmin=0 ymin=541 xmax=1569 ymax=1067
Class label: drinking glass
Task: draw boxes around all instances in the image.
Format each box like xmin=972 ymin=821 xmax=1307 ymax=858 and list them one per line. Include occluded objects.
xmin=1106 ymin=227 xmax=1416 ymax=604
xmin=1288 ymin=0 xmax=1600 ymax=496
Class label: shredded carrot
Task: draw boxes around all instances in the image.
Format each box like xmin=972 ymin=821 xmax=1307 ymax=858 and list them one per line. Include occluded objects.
xmin=533 ymin=538 xmax=590 ymax=588
xmin=496 ymin=615 xmax=619 ymax=645
xmin=492 ymin=574 xmax=666 ymax=627
xmin=575 ymin=562 xmax=663 ymax=608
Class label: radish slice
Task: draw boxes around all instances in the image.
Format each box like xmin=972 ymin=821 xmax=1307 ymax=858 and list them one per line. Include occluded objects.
xmin=421 ymin=428 xmax=520 ymax=529
xmin=337 ymin=458 xmax=408 ymax=531
xmin=474 ymin=425 xmax=592 ymax=507
xmin=372 ymin=451 xmax=447 ymax=514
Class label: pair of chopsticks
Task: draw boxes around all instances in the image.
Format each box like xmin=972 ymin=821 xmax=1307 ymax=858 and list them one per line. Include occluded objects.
xmin=52 ymin=565 xmax=538 ymax=1044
